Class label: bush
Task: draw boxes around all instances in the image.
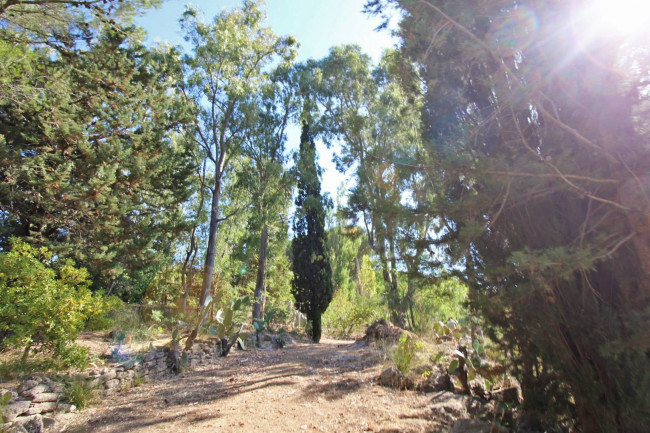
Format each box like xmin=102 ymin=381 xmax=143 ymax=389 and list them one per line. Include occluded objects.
xmin=63 ymin=378 xmax=96 ymax=409
xmin=323 ymin=288 xmax=383 ymax=337
xmin=0 ymin=238 xmax=115 ymax=363
xmin=390 ymin=333 xmax=421 ymax=375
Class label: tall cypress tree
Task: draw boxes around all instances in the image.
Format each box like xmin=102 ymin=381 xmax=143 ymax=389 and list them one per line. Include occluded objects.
xmin=291 ymin=120 xmax=333 ymax=343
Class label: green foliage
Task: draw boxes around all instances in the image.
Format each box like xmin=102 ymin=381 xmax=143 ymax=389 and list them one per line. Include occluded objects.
xmin=368 ymin=0 xmax=650 ymax=430
xmin=0 ymin=391 xmax=11 ymax=424
xmin=0 ymin=5 xmax=196 ymax=295
xmin=63 ymin=378 xmax=96 ymax=410
xmin=411 ymin=278 xmax=468 ymax=333
xmin=390 ymin=333 xmax=422 ymax=375
xmin=291 ymin=121 xmax=334 ymax=343
xmin=0 ymin=239 xmax=115 ymax=364
xmin=180 ymin=0 xmax=297 ymax=307
xmin=323 ymin=287 xmax=383 ymax=337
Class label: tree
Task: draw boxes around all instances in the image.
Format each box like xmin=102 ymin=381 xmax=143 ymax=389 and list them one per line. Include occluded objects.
xmin=317 ymin=46 xmax=430 ymax=327
xmin=368 ymin=0 xmax=650 ymax=430
xmin=237 ymin=66 xmax=297 ymax=335
xmin=291 ymin=120 xmax=333 ymax=343
xmin=0 ymin=7 xmax=196 ymax=294
xmin=179 ymin=0 xmax=296 ymax=308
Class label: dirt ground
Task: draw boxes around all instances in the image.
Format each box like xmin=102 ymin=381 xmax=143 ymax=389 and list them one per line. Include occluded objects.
xmin=55 ymin=338 xmax=451 ymax=433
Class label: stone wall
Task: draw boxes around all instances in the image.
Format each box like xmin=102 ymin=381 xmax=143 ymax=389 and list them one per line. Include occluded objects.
xmin=1 ymin=338 xmax=223 ymax=432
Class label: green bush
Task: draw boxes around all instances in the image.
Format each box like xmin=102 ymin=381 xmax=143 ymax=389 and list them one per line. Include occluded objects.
xmin=323 ymin=288 xmax=383 ymax=337
xmin=63 ymin=378 xmax=96 ymax=409
xmin=0 ymin=238 xmax=115 ymax=364
xmin=390 ymin=333 xmax=421 ymax=375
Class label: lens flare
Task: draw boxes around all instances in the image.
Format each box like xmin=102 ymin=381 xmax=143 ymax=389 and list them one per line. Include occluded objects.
xmin=585 ymin=0 xmax=650 ymax=37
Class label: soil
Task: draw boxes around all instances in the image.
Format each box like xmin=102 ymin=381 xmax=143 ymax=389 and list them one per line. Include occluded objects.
xmin=54 ymin=338 xmax=454 ymax=433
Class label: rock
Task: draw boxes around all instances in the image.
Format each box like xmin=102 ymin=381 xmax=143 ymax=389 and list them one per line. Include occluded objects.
xmin=21 ymin=385 xmax=49 ymax=399
xmin=31 ymin=393 xmax=60 ymax=403
xmin=104 ymin=379 xmax=120 ymax=390
xmin=417 ymin=369 xmax=453 ymax=393
xmin=100 ymin=370 xmax=116 ymax=382
xmin=379 ymin=367 xmax=413 ymax=390
xmin=0 ymin=389 xmax=19 ymax=402
xmin=2 ymin=401 xmax=31 ymax=422
xmin=363 ymin=319 xmax=405 ymax=342
xmin=17 ymin=381 xmax=40 ymax=394
xmin=87 ymin=378 xmax=101 ymax=389
xmin=429 ymin=392 xmax=469 ymax=423
xmin=494 ymin=387 xmax=522 ymax=405
xmin=335 ymin=355 xmax=358 ymax=363
xmin=56 ymin=403 xmax=76 ymax=413
xmin=41 ymin=416 xmax=57 ymax=430
xmin=26 ymin=402 xmax=57 ymax=415
xmin=19 ymin=414 xmax=43 ymax=433
xmin=451 ymin=419 xmax=509 ymax=433
xmin=6 ymin=423 xmax=29 ymax=433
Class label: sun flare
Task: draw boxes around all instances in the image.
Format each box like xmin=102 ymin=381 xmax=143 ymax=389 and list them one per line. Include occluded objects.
xmin=584 ymin=0 xmax=650 ymax=37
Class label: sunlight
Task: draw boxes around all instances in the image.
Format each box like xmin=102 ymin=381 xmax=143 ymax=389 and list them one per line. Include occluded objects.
xmin=584 ymin=0 xmax=650 ymax=37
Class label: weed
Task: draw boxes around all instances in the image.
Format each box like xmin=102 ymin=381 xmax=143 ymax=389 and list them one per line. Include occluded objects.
xmin=390 ymin=334 xmax=422 ymax=375
xmin=132 ymin=373 xmax=146 ymax=387
xmin=63 ymin=378 xmax=96 ymax=409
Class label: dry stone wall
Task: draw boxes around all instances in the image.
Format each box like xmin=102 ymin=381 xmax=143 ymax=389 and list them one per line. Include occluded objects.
xmin=1 ymin=338 xmax=223 ymax=432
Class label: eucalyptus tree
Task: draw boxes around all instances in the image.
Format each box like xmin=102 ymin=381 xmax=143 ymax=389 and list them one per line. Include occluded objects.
xmin=179 ymin=1 xmax=296 ymax=308
xmin=317 ymin=46 xmax=427 ymax=326
xmin=368 ymin=0 xmax=650 ymax=430
xmin=234 ymin=65 xmax=297 ymax=331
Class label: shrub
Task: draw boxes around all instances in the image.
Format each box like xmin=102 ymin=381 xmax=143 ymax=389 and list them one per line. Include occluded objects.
xmin=63 ymin=378 xmax=96 ymax=409
xmin=323 ymin=288 xmax=383 ymax=337
xmin=391 ymin=333 xmax=421 ymax=375
xmin=0 ymin=238 xmax=115 ymax=364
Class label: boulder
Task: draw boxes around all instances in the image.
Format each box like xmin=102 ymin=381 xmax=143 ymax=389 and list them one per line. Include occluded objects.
xmin=20 ymin=386 xmax=48 ymax=399
xmin=379 ymin=367 xmax=414 ymax=390
xmin=1 ymin=401 xmax=31 ymax=422
xmin=363 ymin=319 xmax=405 ymax=342
xmin=17 ymin=381 xmax=39 ymax=394
xmin=429 ymin=392 xmax=468 ymax=423
xmin=104 ymin=379 xmax=120 ymax=390
xmin=31 ymin=393 xmax=60 ymax=403
xmin=493 ymin=386 xmax=522 ymax=405
xmin=26 ymin=402 xmax=57 ymax=415
xmin=18 ymin=415 xmax=43 ymax=433
xmin=451 ymin=419 xmax=509 ymax=433
xmin=417 ymin=368 xmax=453 ymax=393
xmin=41 ymin=416 xmax=57 ymax=430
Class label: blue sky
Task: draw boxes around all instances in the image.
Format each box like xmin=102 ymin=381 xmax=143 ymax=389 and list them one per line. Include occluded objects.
xmin=136 ymin=0 xmax=397 ymax=200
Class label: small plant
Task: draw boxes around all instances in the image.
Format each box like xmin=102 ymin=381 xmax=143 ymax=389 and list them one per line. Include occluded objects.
xmin=210 ymin=297 xmax=250 ymax=356
xmin=1 ymin=391 xmax=12 ymax=424
xmin=63 ymin=378 xmax=95 ymax=409
xmin=132 ymin=373 xmax=146 ymax=387
xmin=391 ymin=334 xmax=422 ymax=375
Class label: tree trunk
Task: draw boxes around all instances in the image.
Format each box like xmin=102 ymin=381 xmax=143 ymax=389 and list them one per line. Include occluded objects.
xmin=200 ymin=180 xmax=223 ymax=308
xmin=252 ymin=224 xmax=269 ymax=321
xmin=253 ymin=224 xmax=269 ymax=348
xmin=311 ymin=312 xmax=322 ymax=343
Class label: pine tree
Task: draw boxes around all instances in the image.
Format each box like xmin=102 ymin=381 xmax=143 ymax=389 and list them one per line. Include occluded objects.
xmin=368 ymin=1 xmax=650 ymax=430
xmin=0 ymin=11 xmax=195 ymax=295
xmin=291 ymin=120 xmax=333 ymax=343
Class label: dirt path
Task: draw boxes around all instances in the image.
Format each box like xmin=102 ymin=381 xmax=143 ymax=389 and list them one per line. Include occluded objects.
xmin=57 ymin=338 xmax=447 ymax=433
